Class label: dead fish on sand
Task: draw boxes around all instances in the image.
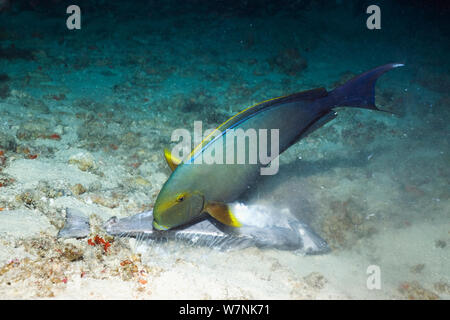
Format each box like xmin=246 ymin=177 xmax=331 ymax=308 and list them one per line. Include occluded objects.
xmin=58 ymin=205 xmax=330 ymax=254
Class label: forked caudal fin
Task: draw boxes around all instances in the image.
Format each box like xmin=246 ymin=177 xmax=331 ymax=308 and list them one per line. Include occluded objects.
xmin=329 ymin=63 xmax=404 ymax=112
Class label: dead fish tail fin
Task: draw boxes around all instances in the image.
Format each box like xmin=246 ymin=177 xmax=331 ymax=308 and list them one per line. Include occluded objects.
xmin=329 ymin=63 xmax=404 ymax=112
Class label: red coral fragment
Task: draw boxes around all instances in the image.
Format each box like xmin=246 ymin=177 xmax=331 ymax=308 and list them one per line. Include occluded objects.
xmin=94 ymin=235 xmax=106 ymax=245
xmin=103 ymin=242 xmax=111 ymax=253
xmin=88 ymin=235 xmax=111 ymax=253
xmin=49 ymin=134 xmax=61 ymax=140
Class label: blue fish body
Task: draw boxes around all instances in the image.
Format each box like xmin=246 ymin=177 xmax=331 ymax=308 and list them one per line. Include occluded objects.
xmin=153 ymin=63 xmax=404 ymax=230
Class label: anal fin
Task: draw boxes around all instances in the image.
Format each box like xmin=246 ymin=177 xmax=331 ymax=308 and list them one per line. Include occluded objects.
xmin=300 ymin=111 xmax=337 ymax=139
xmin=204 ymin=202 xmax=242 ymax=227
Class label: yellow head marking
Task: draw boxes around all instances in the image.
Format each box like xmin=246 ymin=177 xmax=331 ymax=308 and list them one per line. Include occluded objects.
xmin=158 ymin=192 xmax=187 ymax=212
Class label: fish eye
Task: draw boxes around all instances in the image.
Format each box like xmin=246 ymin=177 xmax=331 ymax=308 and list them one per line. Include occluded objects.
xmin=176 ymin=195 xmax=185 ymax=202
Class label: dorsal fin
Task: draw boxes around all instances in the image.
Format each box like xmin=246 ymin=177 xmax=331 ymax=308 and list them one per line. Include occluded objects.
xmin=164 ymin=148 xmax=182 ymax=171
xmin=186 ymin=88 xmax=328 ymax=162
xmin=272 ymin=87 xmax=328 ymax=104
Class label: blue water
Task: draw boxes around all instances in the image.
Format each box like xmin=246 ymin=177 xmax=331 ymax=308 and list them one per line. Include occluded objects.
xmin=0 ymin=0 xmax=448 ymax=299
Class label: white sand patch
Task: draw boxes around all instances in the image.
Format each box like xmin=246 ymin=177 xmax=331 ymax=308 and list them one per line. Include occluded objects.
xmin=49 ymin=197 xmax=120 ymax=220
xmin=138 ymin=246 xmax=320 ymax=299
xmin=0 ymin=209 xmax=56 ymax=238
xmin=0 ymin=241 xmax=35 ymax=266
xmin=54 ymin=278 xmax=139 ymax=300
xmin=267 ymin=218 xmax=450 ymax=299
xmin=4 ymin=159 xmax=99 ymax=189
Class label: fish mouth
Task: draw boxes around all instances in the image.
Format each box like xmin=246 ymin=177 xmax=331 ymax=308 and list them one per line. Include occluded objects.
xmin=152 ymin=220 xmax=169 ymax=231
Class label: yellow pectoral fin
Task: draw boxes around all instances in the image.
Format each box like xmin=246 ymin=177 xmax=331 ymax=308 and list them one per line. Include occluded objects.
xmin=205 ymin=202 xmax=242 ymax=227
xmin=164 ymin=148 xmax=182 ymax=171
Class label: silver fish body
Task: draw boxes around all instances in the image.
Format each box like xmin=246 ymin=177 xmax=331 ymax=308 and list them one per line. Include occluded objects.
xmin=104 ymin=204 xmax=329 ymax=254
xmin=58 ymin=205 xmax=329 ymax=254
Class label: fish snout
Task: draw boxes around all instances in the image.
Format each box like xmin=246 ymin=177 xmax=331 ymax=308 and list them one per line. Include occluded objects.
xmin=152 ymin=220 xmax=169 ymax=231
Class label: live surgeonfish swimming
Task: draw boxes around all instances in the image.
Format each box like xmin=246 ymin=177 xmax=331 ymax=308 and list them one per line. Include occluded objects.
xmin=152 ymin=63 xmax=404 ymax=231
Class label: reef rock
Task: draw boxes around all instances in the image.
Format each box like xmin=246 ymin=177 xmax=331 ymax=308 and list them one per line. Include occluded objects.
xmin=68 ymin=152 xmax=96 ymax=172
xmin=0 ymin=131 xmax=17 ymax=151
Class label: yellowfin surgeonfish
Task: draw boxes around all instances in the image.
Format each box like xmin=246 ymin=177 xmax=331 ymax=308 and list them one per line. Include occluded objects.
xmin=152 ymin=63 xmax=404 ymax=231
